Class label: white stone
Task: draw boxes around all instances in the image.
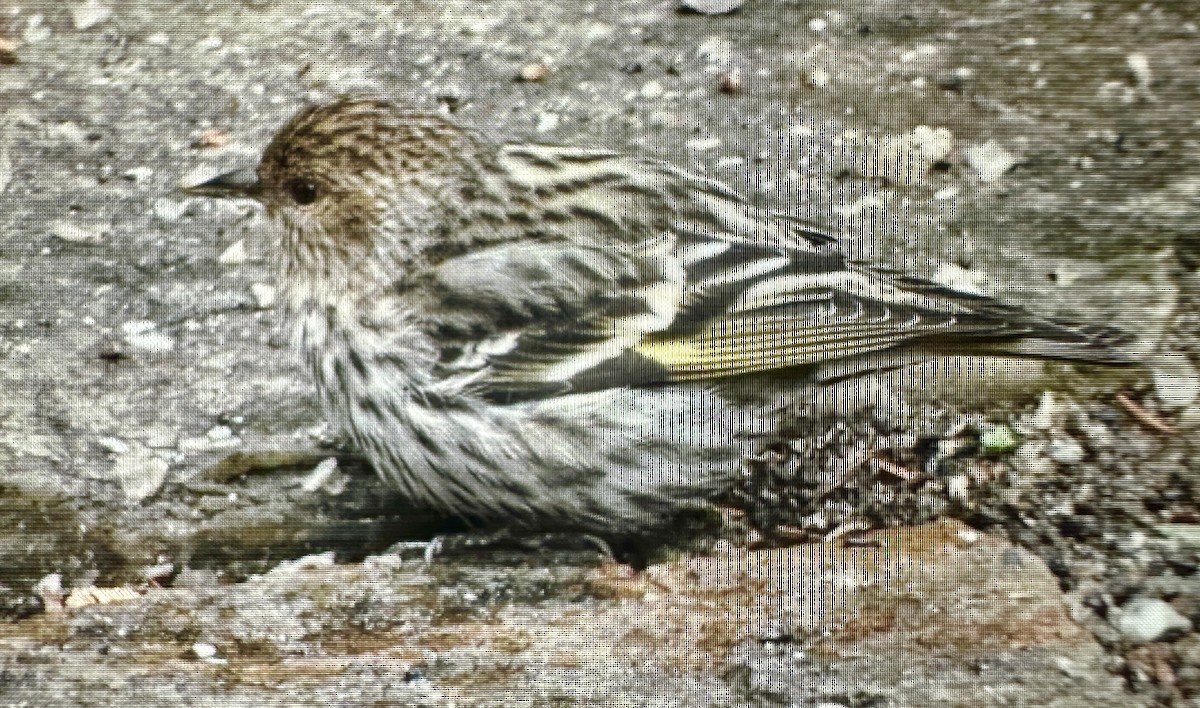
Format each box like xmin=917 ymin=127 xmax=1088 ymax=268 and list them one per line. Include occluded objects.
xmin=640 ymin=80 xmax=664 ymax=99
xmin=250 ymin=283 xmax=276 ymax=309
xmin=152 ymin=197 xmax=188 ymax=221
xmin=97 ymin=436 xmax=130 ymax=455
xmin=1127 ymin=52 xmax=1152 ymax=89
xmin=1046 ymin=437 xmax=1085 ymax=465
xmin=680 ymin=0 xmax=744 ymax=15
xmin=122 ymin=166 xmax=154 ymax=182
xmin=1114 ymin=598 xmax=1192 ymax=643
xmin=179 ymin=165 xmax=222 ymax=190
xmin=195 ymin=36 xmax=223 ymax=51
xmin=1151 ymin=353 xmax=1199 ymax=410
xmin=121 ymin=320 xmax=175 ymax=353
xmin=686 ymin=136 xmax=722 ymax=151
xmin=1028 ymin=391 xmax=1058 ymax=431
xmin=696 ymin=36 xmax=732 ymax=63
xmin=909 ymin=125 xmax=954 ymax=162
xmin=965 ymin=141 xmax=1017 ymax=182
xmin=217 ymin=239 xmax=248 ymax=265
xmin=23 ymin=15 xmax=52 ymax=44
xmin=71 ymin=2 xmax=112 ymax=30
xmin=535 ymin=112 xmax=559 ymax=133
xmin=191 ymin=642 xmax=220 ymax=660
xmin=947 ymin=475 xmax=970 ymax=500
xmin=51 ymin=221 xmax=106 ymax=245
xmin=301 ymin=457 xmax=341 ymax=493
xmin=111 ymin=446 xmax=170 ymax=502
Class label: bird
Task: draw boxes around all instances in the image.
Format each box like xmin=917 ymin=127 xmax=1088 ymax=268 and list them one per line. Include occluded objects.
xmin=183 ymin=98 xmax=1131 ymax=539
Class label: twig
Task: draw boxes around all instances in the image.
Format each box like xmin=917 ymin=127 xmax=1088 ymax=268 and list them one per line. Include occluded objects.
xmin=1115 ymin=392 xmax=1177 ymax=435
xmin=868 ymin=456 xmax=923 ymax=482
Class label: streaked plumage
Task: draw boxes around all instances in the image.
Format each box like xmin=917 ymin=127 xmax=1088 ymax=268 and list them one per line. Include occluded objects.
xmin=186 ymin=99 xmax=1130 ymax=535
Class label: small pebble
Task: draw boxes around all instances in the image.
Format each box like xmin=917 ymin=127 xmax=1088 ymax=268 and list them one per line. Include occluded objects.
xmin=979 ymin=424 xmax=1019 ymax=453
xmin=300 ymin=457 xmax=342 ymax=493
xmin=535 ymin=112 xmax=559 ymax=132
xmin=139 ymin=561 xmax=175 ymax=582
xmin=1076 ymin=421 xmax=1114 ymax=448
xmin=121 ymin=320 xmax=175 ymax=353
xmin=97 ymin=436 xmax=130 ymax=455
xmin=34 ymin=573 xmax=66 ymax=611
xmin=1046 ymin=437 xmax=1085 ymax=465
xmin=947 ymin=475 xmax=970 ymax=500
xmin=191 ymin=127 xmax=230 ymax=148
xmin=195 ymin=36 xmax=223 ymax=51
xmin=686 ymin=136 xmax=722 ymax=151
xmin=217 ymin=239 xmax=248 ymax=265
xmin=179 ymin=165 xmax=222 ymax=190
xmin=250 ymin=282 xmax=276 ymax=308
xmin=936 ymin=67 xmax=972 ymax=91
xmin=965 ymin=140 xmax=1017 ymax=182
xmin=640 ymin=80 xmax=664 ymax=99
xmin=191 ymin=642 xmax=225 ymax=663
xmin=152 ymin=197 xmax=188 ymax=222
xmin=1114 ymin=598 xmax=1192 ymax=643
xmin=0 ymin=38 xmax=17 ymax=65
xmin=110 ymin=447 xmax=170 ymax=502
xmin=517 ymin=61 xmax=549 ymax=82
xmin=1126 ymin=52 xmax=1152 ymax=89
xmin=718 ymin=68 xmax=742 ymax=94
xmin=71 ymin=2 xmax=112 ymax=30
xmin=23 ymin=15 xmax=52 ymax=44
xmin=680 ymin=0 xmax=744 ymax=14
xmin=1156 ymin=524 xmax=1200 ymax=549
xmin=51 ymin=221 xmax=106 ymax=245
xmin=1151 ymin=353 xmax=1199 ymax=410
xmin=1027 ymin=391 xmax=1058 ymax=431
xmin=909 ymin=125 xmax=954 ymax=162
xmin=122 ymin=166 xmax=154 ymax=182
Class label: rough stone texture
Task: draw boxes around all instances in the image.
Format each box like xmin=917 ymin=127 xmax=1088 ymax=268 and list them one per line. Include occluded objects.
xmin=0 ymin=522 xmax=1145 ymax=707
xmin=2 ymin=0 xmax=1199 ymax=704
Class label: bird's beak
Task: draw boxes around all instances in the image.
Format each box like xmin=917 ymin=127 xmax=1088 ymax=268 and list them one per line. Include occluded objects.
xmin=180 ymin=167 xmax=263 ymax=200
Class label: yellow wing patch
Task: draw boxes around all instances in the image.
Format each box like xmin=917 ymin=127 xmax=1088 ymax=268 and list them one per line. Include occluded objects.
xmin=635 ymin=316 xmax=944 ymax=380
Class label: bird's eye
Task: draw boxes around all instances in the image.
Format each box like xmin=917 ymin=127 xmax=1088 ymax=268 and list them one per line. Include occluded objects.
xmin=285 ymin=178 xmax=319 ymax=205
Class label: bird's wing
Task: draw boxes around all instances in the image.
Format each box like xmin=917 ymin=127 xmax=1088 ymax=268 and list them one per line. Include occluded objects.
xmin=425 ymin=236 xmax=687 ymax=402
xmin=423 ymin=147 xmax=1126 ymax=402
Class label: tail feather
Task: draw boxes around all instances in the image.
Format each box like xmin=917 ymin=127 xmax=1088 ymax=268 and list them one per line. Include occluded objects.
xmin=993 ymin=322 xmax=1137 ymax=365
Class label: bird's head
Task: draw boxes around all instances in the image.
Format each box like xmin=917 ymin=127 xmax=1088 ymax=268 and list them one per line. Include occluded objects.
xmin=185 ymin=99 xmax=488 ymax=304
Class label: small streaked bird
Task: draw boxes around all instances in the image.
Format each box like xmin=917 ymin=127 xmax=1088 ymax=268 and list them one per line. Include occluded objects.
xmin=185 ymin=99 xmax=1130 ymax=538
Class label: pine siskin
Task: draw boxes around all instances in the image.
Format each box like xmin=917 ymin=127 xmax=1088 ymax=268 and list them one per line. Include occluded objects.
xmin=185 ymin=99 xmax=1130 ymax=536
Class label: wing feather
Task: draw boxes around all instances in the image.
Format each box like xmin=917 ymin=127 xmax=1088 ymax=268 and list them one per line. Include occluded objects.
xmin=420 ymin=144 xmax=1127 ymax=403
